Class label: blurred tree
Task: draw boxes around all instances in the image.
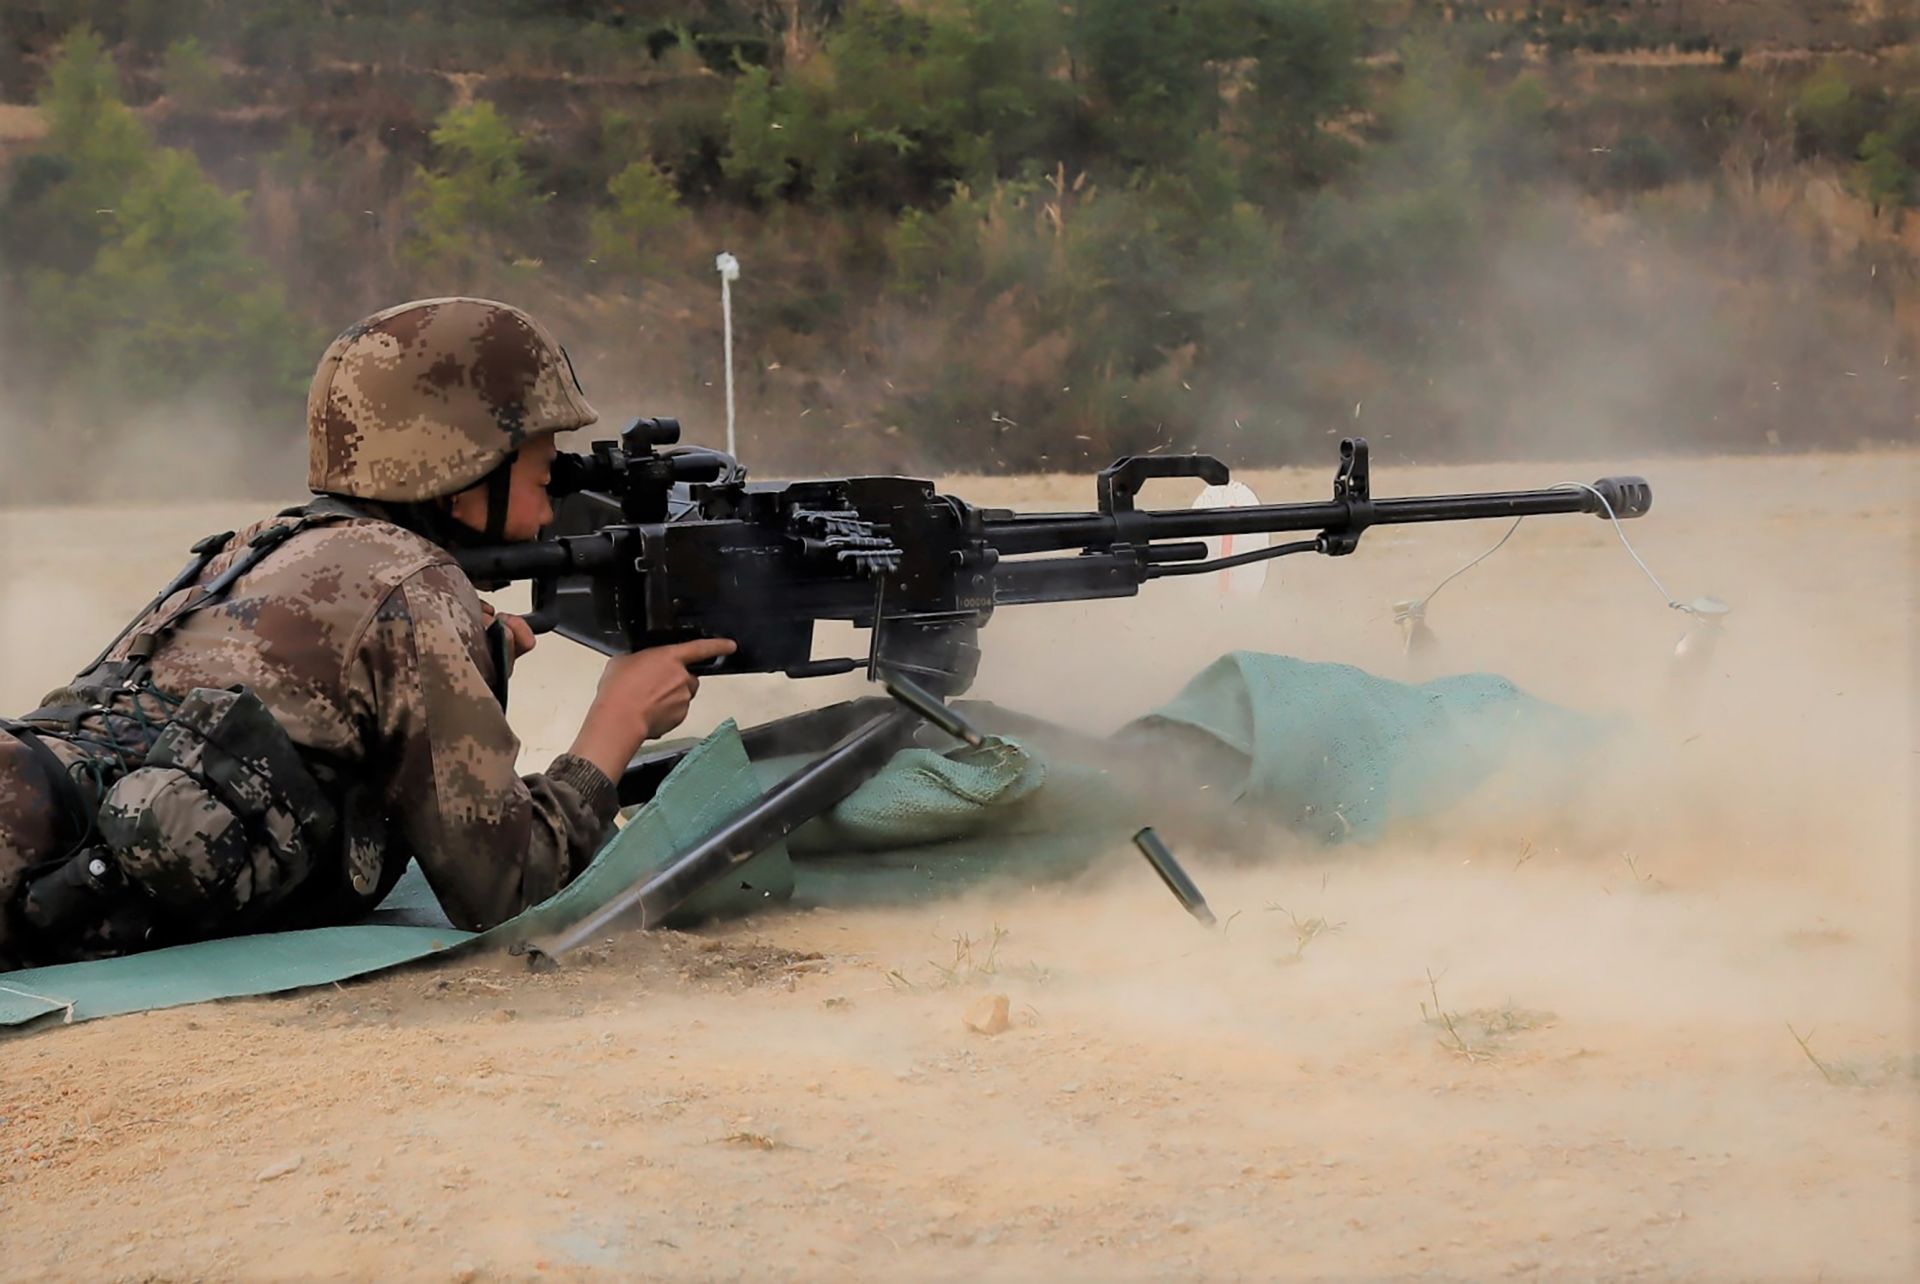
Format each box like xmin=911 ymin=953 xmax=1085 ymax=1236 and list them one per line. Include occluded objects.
xmin=159 ymin=36 xmax=229 ymax=111
xmin=1793 ymin=62 xmax=1873 ymax=160
xmin=1239 ymin=0 xmax=1364 ymax=191
xmin=1069 ymin=0 xmax=1234 ymax=175
xmin=589 ymin=158 xmax=690 ymax=272
xmin=406 ymin=100 xmax=547 ymax=277
xmin=127 ymin=0 xmax=211 ymax=58
xmin=1856 ymin=103 xmax=1919 ymax=212
xmin=723 ymin=0 xmax=1070 ymax=208
xmin=2 ymin=28 xmax=310 ymax=415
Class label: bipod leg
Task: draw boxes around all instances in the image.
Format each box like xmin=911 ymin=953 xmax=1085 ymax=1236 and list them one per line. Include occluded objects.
xmin=541 ymin=705 xmax=921 ymax=955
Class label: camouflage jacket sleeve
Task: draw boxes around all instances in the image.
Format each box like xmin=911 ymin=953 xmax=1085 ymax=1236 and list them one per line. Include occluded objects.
xmin=353 ymin=561 xmax=618 ymax=932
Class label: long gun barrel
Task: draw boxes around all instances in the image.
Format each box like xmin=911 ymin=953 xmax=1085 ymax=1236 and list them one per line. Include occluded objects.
xmin=984 ymin=478 xmax=1648 ymax=557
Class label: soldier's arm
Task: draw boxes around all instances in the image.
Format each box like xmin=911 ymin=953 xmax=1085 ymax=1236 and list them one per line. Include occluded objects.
xmin=356 ymin=562 xmax=617 ymax=932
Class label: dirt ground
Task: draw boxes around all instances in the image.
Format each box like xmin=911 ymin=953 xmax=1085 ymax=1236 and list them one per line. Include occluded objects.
xmin=0 ymin=450 xmax=1912 ymax=1281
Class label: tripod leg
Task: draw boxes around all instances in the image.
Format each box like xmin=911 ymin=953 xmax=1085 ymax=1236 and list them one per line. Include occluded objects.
xmin=542 ymin=706 xmax=920 ymax=955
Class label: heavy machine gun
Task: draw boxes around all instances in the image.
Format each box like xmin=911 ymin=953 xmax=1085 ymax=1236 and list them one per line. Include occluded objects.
xmin=455 ymin=416 xmax=1652 ymax=950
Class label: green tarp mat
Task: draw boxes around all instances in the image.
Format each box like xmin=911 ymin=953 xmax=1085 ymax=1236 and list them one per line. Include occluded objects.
xmin=0 ymin=724 xmax=778 ymax=1027
xmin=0 ymin=652 xmax=1595 ymax=1030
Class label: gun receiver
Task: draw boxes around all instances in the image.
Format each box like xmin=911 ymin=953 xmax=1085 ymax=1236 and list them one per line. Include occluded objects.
xmin=455 ymin=423 xmax=1650 ymax=698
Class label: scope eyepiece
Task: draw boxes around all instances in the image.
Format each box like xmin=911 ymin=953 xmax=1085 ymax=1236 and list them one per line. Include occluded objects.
xmin=547 ymin=451 xmax=602 ymax=498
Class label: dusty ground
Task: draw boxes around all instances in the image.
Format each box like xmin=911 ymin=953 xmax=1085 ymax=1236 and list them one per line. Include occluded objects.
xmin=0 ymin=450 xmax=1913 ymax=1281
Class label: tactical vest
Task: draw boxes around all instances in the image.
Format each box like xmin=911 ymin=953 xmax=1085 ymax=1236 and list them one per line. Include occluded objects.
xmin=4 ymin=501 xmax=407 ymax=961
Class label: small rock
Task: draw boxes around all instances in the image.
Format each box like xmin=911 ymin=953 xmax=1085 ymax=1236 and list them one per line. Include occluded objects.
xmin=489 ymin=1009 xmax=515 ymax=1024
xmin=962 ymin=993 xmax=1011 ymax=1036
xmin=256 ymin=1154 xmax=303 ymax=1182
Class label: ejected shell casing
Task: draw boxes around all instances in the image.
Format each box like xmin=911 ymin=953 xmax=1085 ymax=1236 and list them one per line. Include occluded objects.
xmin=1133 ymin=827 xmax=1217 ymax=928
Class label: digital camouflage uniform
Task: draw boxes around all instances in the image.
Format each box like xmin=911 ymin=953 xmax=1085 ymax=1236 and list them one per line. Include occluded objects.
xmin=0 ymin=298 xmax=615 ymax=970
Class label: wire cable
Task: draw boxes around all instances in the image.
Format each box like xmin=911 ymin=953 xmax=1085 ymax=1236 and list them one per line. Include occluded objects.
xmin=1402 ymin=481 xmax=1704 ymax=617
xmin=1549 ymin=481 xmax=1692 ymax=612
xmin=1405 ymin=517 xmax=1524 ymax=612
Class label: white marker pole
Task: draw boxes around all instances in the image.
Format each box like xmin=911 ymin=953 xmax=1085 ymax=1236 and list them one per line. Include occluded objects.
xmin=715 ymin=252 xmax=741 ymax=458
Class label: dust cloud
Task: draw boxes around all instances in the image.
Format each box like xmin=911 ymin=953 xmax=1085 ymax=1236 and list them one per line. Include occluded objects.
xmin=1 ymin=19 xmax=1912 ymax=1276
xmin=3 ymin=442 xmax=1912 ymax=1277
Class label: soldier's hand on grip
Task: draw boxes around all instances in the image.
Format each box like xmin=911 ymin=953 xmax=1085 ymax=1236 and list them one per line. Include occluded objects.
xmin=480 ymin=602 xmax=539 ymax=659
xmin=569 ymin=638 xmax=737 ymax=782
xmin=597 ymin=637 xmax=737 ymax=732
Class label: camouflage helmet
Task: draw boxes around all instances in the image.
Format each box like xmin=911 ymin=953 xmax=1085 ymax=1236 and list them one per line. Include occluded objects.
xmin=307 ymin=296 xmax=598 ymax=502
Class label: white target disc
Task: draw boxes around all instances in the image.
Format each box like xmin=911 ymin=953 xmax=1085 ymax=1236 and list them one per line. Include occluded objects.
xmin=1191 ymin=481 xmax=1270 ymax=597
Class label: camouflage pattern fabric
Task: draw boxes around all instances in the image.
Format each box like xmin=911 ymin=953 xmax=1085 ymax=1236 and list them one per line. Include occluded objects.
xmin=0 ymin=508 xmax=619 ymax=970
xmin=307 ymin=296 xmax=598 ymax=502
xmin=97 ymin=686 xmax=339 ymax=921
xmin=0 ymin=736 xmax=63 ymax=971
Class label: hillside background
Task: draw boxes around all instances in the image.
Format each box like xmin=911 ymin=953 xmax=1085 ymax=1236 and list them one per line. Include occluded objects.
xmin=0 ymin=0 xmax=1914 ymax=497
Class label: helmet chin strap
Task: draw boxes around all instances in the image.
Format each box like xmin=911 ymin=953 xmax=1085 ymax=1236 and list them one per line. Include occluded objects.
xmin=388 ymin=451 xmax=520 ymax=552
xmin=328 ymin=452 xmax=522 ymax=554
xmin=482 ymin=451 xmax=517 ymax=543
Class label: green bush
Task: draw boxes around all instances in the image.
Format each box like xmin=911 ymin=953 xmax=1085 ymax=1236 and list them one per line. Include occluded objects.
xmin=405 ymin=101 xmax=548 ymax=277
xmin=721 ymin=0 xmax=1363 ymax=211
xmin=635 ymin=85 xmax=735 ymax=197
xmin=720 ymin=64 xmax=793 ymax=202
xmin=159 ymin=36 xmax=229 ymax=112
xmin=722 ymin=0 xmax=1071 ymax=209
xmin=589 ymin=158 xmax=691 ymax=273
xmin=1605 ymin=132 xmax=1679 ymax=192
xmin=1856 ymin=100 xmax=1920 ymax=211
xmin=126 ymin=0 xmax=212 ymax=59
xmin=1241 ymin=0 xmax=1365 ymax=191
xmin=1071 ymin=0 xmax=1234 ymax=172
xmin=1794 ymin=63 xmax=1873 ymax=160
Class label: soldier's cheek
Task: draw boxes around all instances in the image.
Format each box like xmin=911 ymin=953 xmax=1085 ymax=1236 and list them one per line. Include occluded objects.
xmin=514 ymin=493 xmax=554 ymax=541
